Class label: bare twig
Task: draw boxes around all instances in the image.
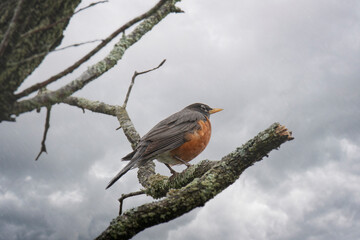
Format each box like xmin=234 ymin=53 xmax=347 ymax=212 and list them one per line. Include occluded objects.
xmin=15 ymin=0 xmax=168 ymax=100
xmin=13 ymin=39 xmax=105 ymax=66
xmin=7 ymin=39 xmax=104 ymax=66
xmin=21 ymin=1 xmax=109 ymax=38
xmin=7 ymin=47 xmax=51 ymax=67
xmin=118 ymin=190 xmax=145 ymax=215
xmin=74 ymin=0 xmax=109 ymax=14
xmin=0 ymin=0 xmax=25 ymax=57
xmin=35 ymin=106 xmax=52 ymax=160
xmin=123 ymin=59 xmax=166 ymax=108
xmin=53 ymin=39 xmax=103 ymax=52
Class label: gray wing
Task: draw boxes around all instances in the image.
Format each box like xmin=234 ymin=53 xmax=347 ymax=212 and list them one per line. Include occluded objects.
xmin=138 ymin=109 xmax=205 ymax=160
xmin=125 ymin=109 xmax=205 ymax=164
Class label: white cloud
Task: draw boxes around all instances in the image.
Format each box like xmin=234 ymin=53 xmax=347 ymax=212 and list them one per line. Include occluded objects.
xmin=48 ymin=190 xmax=83 ymax=207
xmin=89 ymin=161 xmax=114 ymax=179
xmin=0 ymin=191 xmax=22 ymax=207
xmin=340 ymin=138 xmax=360 ymax=160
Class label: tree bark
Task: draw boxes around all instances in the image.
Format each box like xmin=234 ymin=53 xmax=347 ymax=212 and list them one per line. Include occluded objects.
xmin=0 ymin=0 xmax=81 ymax=121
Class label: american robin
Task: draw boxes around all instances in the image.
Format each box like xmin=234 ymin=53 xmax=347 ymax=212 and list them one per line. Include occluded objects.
xmin=106 ymin=103 xmax=223 ymax=189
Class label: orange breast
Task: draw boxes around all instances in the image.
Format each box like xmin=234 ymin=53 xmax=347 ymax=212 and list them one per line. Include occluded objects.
xmin=170 ymin=118 xmax=211 ymax=164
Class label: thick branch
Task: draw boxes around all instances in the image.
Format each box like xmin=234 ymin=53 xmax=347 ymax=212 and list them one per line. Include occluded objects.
xmin=14 ymin=0 xmax=169 ymax=100
xmin=96 ymin=123 xmax=293 ymax=240
xmin=10 ymin=0 xmax=180 ymax=117
xmin=143 ymin=159 xmax=217 ymax=199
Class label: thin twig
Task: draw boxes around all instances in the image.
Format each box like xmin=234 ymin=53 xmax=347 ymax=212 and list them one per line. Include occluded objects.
xmin=15 ymin=0 xmax=168 ymax=100
xmin=21 ymin=1 xmax=109 ymax=38
xmin=7 ymin=47 xmax=51 ymax=66
xmin=118 ymin=190 xmax=145 ymax=215
xmin=123 ymin=59 xmax=166 ymax=108
xmin=53 ymin=39 xmax=103 ymax=52
xmin=0 ymin=0 xmax=25 ymax=57
xmin=35 ymin=106 xmax=52 ymax=160
xmin=74 ymin=0 xmax=109 ymax=14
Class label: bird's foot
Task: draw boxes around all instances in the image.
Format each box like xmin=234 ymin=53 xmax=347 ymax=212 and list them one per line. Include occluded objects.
xmin=174 ymin=156 xmax=191 ymax=168
xmin=165 ymin=163 xmax=179 ymax=175
xmin=169 ymin=171 xmax=179 ymax=181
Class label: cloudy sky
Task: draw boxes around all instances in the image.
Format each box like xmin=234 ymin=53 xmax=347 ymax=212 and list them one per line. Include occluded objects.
xmin=1 ymin=0 xmax=360 ymax=239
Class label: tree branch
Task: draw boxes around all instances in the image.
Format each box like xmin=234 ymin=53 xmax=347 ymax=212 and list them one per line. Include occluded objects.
xmin=11 ymin=0 xmax=180 ymax=117
xmin=62 ymin=96 xmax=117 ymax=116
xmin=7 ymin=39 xmax=104 ymax=66
xmin=35 ymin=106 xmax=52 ymax=160
xmin=0 ymin=0 xmax=24 ymax=57
xmin=142 ymin=159 xmax=217 ymax=199
xmin=115 ymin=106 xmax=141 ymax=150
xmin=20 ymin=0 xmax=109 ymax=38
xmin=118 ymin=190 xmax=145 ymax=215
xmin=14 ymin=0 xmax=170 ymax=100
xmin=53 ymin=39 xmax=104 ymax=52
xmin=96 ymin=123 xmax=293 ymax=240
xmin=123 ymin=59 xmax=166 ymax=108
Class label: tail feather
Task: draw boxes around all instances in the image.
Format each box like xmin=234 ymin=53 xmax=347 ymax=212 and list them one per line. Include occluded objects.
xmin=122 ymin=150 xmax=136 ymax=161
xmin=105 ymin=160 xmax=137 ymax=189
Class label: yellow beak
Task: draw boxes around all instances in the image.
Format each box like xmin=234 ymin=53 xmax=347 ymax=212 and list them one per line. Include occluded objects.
xmin=209 ymin=108 xmax=223 ymax=114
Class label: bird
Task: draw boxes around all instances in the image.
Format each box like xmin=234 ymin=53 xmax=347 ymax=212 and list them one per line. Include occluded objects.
xmin=106 ymin=103 xmax=223 ymax=189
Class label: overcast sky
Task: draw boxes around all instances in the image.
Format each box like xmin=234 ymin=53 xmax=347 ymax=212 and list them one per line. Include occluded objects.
xmin=1 ymin=0 xmax=360 ymax=239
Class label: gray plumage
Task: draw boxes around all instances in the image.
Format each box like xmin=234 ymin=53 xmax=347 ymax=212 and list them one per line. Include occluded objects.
xmin=106 ymin=103 xmax=213 ymax=189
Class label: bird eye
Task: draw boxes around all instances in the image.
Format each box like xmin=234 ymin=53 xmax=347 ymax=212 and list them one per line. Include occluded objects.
xmin=201 ymin=104 xmax=207 ymax=112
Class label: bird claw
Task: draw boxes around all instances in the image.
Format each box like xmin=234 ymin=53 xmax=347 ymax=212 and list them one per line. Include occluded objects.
xmin=165 ymin=163 xmax=178 ymax=175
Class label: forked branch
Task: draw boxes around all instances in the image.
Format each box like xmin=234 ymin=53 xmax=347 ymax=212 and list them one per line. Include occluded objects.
xmin=35 ymin=106 xmax=52 ymax=160
xmin=123 ymin=59 xmax=166 ymax=108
